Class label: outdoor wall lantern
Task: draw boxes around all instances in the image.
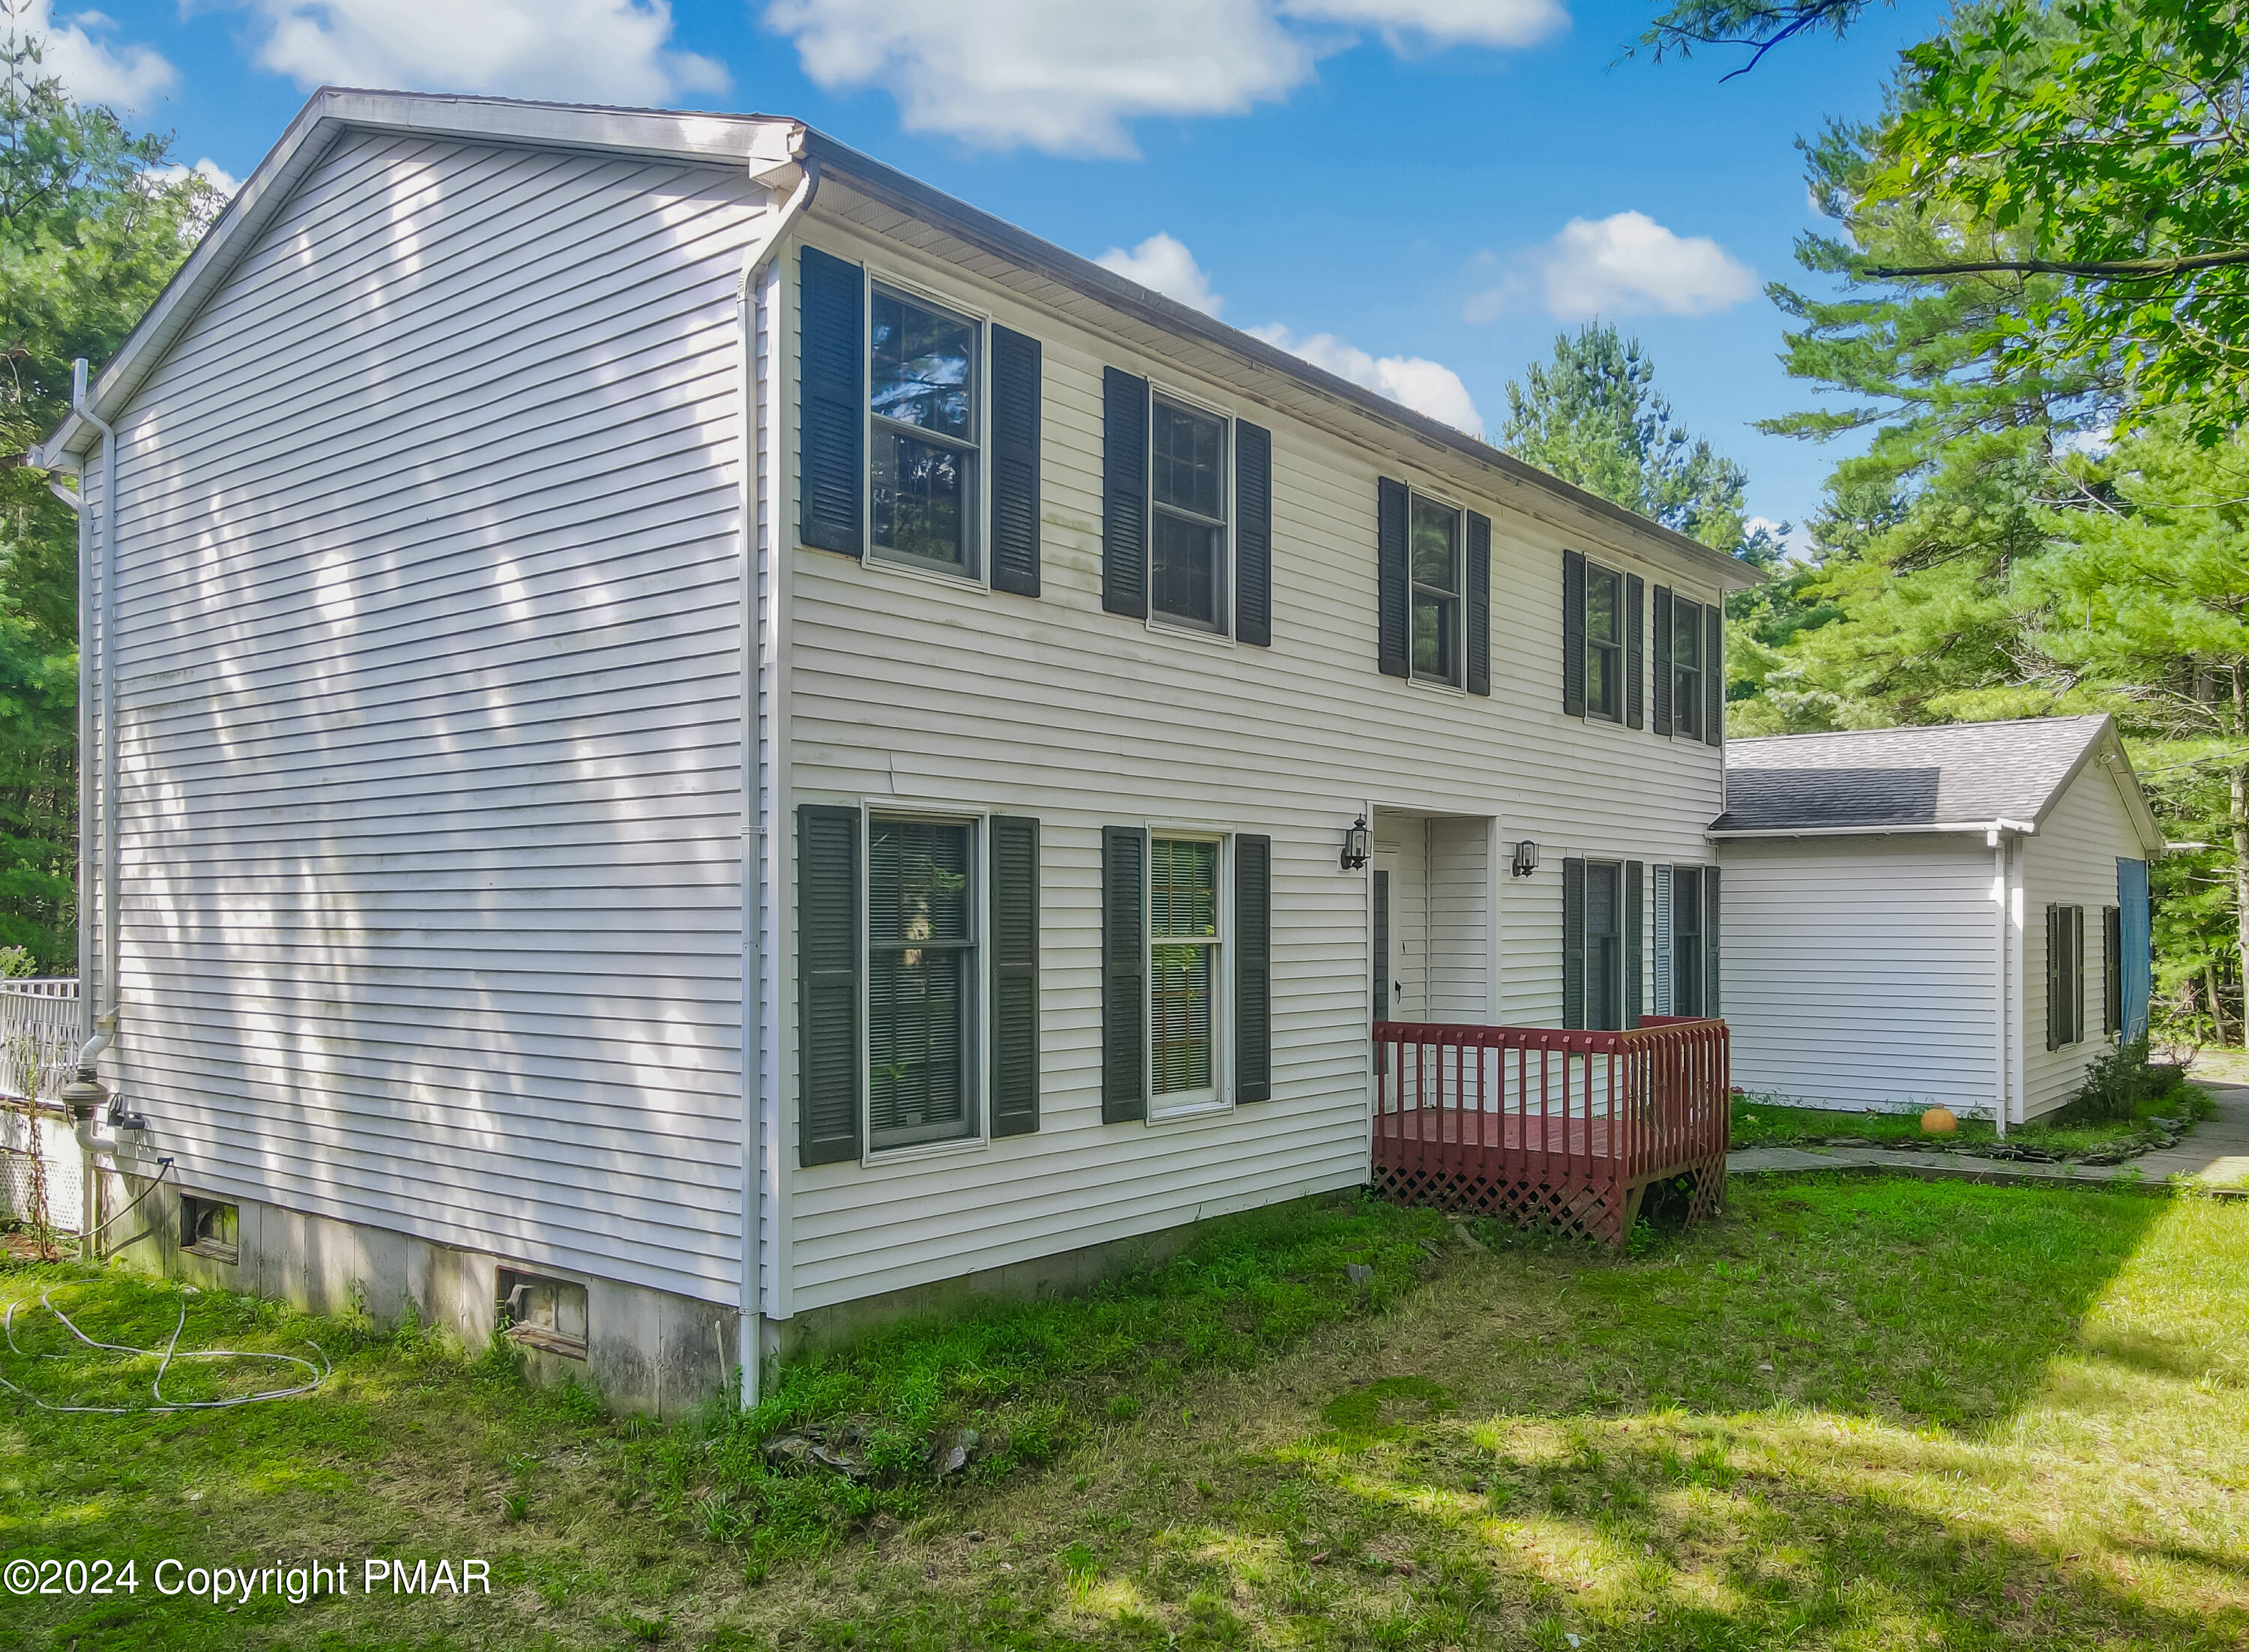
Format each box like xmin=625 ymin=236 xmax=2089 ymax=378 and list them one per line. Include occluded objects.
xmin=1340 ymin=816 xmax=1371 ymax=871
xmin=1511 ymin=839 xmax=1541 ymax=878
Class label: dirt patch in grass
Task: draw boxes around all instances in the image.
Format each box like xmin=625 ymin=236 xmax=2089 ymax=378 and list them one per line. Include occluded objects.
xmin=1731 ymin=1093 xmax=2212 ymax=1160
xmin=9 ymin=1178 xmax=2249 ymax=1648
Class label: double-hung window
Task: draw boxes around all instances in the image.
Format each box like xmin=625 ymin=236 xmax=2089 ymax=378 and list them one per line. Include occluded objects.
xmin=1670 ymin=596 xmax=1705 ymax=740
xmin=1670 ymin=866 xmax=1705 ymax=1015
xmin=1148 ymin=836 xmax=1223 ymax=1114
xmin=867 ymin=816 xmax=978 ymax=1150
xmin=870 ymin=286 xmax=981 ymax=576
xmin=1583 ymin=861 xmax=1624 ymax=1031
xmin=1586 ymin=563 xmax=1623 ymax=721
xmin=1150 ymin=399 xmax=1228 ymax=631
xmin=1411 ymin=495 xmax=1463 ymax=687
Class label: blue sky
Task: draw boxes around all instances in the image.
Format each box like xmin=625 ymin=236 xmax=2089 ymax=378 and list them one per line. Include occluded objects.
xmin=44 ymin=0 xmax=1950 ymax=535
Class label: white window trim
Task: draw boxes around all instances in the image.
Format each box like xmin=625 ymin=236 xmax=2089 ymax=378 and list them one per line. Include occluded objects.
xmin=858 ymin=800 xmax=992 ymax=1164
xmin=1670 ymin=590 xmax=1708 ymax=741
xmin=1143 ymin=379 xmax=1239 ymax=648
xmin=861 ymin=265 xmax=993 ymax=593
xmin=1406 ymin=484 xmax=1469 ymax=695
xmin=1145 ymin=824 xmax=1234 ymax=1124
xmin=1583 ymin=556 xmax=1628 ymax=726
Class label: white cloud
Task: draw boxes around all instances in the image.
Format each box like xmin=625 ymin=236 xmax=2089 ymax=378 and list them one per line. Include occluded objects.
xmin=243 ymin=0 xmax=727 ymax=105
xmin=146 ymin=158 xmax=243 ymax=196
xmin=762 ymin=0 xmax=1568 ymax=156
xmin=1252 ymin=322 xmax=1483 ymax=438
xmin=1280 ymin=0 xmax=1567 ymax=49
xmin=1095 ymin=232 xmax=1225 ymax=316
xmin=1530 ymin=211 xmax=1757 ymax=321
xmin=22 ymin=1 xmax=177 ymax=110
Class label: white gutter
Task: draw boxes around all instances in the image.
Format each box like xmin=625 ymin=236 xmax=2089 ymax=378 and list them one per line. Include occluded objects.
xmin=733 ymin=140 xmax=816 ymax=1411
xmin=1706 ymin=819 xmax=2039 ymax=842
xmin=70 ymin=360 xmax=121 ymax=1083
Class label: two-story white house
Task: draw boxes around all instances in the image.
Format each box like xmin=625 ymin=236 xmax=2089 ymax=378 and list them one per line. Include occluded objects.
xmin=36 ymin=91 xmax=1755 ymax=1414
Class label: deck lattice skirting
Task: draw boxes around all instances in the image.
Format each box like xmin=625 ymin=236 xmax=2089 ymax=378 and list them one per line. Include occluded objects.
xmin=1371 ymin=1016 xmax=1731 ymax=1247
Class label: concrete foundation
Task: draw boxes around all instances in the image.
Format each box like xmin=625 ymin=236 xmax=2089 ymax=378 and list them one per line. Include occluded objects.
xmin=775 ymin=1187 xmax=1356 ymax=1358
xmin=94 ymin=1164 xmax=735 ymax=1420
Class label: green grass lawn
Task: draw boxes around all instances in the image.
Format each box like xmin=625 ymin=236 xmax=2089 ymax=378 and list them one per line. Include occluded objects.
xmin=8 ymin=1178 xmax=2249 ymax=1648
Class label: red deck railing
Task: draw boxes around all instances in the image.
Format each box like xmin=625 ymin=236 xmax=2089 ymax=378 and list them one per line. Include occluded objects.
xmin=1371 ymin=1016 xmax=1730 ymax=1247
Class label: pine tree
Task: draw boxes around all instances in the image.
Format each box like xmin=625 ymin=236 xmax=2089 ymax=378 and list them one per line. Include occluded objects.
xmin=0 ymin=4 xmax=214 ymax=967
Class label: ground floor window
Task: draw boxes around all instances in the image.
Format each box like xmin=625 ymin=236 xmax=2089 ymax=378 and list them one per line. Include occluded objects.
xmin=2047 ymin=902 xmax=2086 ymax=1050
xmin=1149 ymin=836 xmax=1222 ymax=1112
xmin=1671 ymin=865 xmax=1705 ymax=1016
xmin=1585 ymin=860 xmax=1623 ymax=1031
xmin=867 ymin=816 xmax=978 ymax=1149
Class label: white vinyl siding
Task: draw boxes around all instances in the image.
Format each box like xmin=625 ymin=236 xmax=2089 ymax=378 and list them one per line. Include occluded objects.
xmin=2021 ymin=764 xmax=2143 ymax=1118
xmin=1719 ymin=836 xmax=2000 ymax=1114
xmin=97 ymin=131 xmax=764 ymax=1305
xmin=782 ymin=209 xmax=1729 ymax=1315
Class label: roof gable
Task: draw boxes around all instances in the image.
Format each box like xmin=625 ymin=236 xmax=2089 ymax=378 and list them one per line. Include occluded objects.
xmin=36 ymin=88 xmax=1755 ymax=596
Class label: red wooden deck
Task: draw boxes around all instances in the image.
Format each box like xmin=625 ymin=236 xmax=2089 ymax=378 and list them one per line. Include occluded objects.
xmin=1370 ymin=1016 xmax=1729 ymax=1247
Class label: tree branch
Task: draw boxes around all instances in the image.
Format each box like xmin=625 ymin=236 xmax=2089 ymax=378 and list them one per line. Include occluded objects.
xmin=1864 ymin=250 xmax=2249 ymax=280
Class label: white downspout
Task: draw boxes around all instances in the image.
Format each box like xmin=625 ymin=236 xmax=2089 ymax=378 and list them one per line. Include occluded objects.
xmin=1990 ymin=827 xmax=2008 ymax=1138
xmin=70 ymin=360 xmax=121 ymax=1087
xmin=734 ymin=148 xmax=818 ymax=1411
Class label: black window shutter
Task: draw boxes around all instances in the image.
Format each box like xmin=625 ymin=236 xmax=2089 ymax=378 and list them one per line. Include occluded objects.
xmin=1235 ymin=833 xmax=1272 ymax=1103
xmin=1562 ymin=857 xmax=1586 ymax=1030
xmin=1625 ymin=860 xmax=1645 ymax=1027
xmin=1101 ymin=369 xmax=1148 ymax=618
xmin=1625 ymin=574 xmax=1646 ymax=730
xmin=1235 ymin=421 xmax=1274 ymax=648
xmin=2104 ymin=905 xmax=2122 ymax=1037
xmin=797 ymin=804 xmax=861 ymax=1165
xmin=1703 ymin=864 xmax=1721 ymax=1016
xmin=1465 ymin=510 xmax=1493 ymax=697
xmin=1705 ymin=603 xmax=1724 ymax=747
xmin=2044 ymin=903 xmax=2060 ymax=1052
xmin=1377 ymin=477 xmax=1410 ymax=678
xmin=798 ymin=247 xmax=864 ymax=557
xmin=990 ymin=326 xmax=1042 ymax=597
xmin=1101 ymin=826 xmax=1147 ymax=1122
xmin=1562 ymin=550 xmax=1586 ymax=717
xmin=989 ymin=815 xmax=1041 ymax=1136
xmin=1652 ymin=585 xmax=1673 ymax=736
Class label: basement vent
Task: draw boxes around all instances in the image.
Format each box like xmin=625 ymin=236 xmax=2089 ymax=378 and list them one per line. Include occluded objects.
xmin=497 ymin=1268 xmax=588 ymax=1360
xmin=180 ymin=1195 xmax=238 ymax=1264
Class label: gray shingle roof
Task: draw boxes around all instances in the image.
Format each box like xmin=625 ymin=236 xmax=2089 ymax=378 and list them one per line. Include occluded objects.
xmin=1710 ymin=717 xmax=2115 ymax=834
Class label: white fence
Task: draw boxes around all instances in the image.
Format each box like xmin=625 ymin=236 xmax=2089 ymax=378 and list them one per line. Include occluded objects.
xmin=0 ymin=977 xmax=81 ymax=1105
xmin=0 ymin=978 xmax=83 ymax=1240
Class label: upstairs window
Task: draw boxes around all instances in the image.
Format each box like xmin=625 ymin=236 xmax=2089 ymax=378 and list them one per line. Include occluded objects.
xmin=1411 ymin=495 xmax=1463 ymax=687
xmin=1150 ymin=399 xmax=1228 ymax=631
xmin=1670 ymin=595 xmax=1705 ymax=740
xmin=870 ymin=287 xmax=981 ymax=574
xmin=1586 ymin=563 xmax=1624 ymax=722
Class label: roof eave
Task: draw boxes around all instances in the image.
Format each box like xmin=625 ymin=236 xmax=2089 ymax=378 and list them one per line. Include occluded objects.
xmin=798 ymin=127 xmax=1757 ymax=593
xmin=1707 ymin=819 xmax=2039 ymax=841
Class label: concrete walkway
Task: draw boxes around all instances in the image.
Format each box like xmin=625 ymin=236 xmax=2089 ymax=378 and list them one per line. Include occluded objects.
xmin=1728 ymin=1080 xmax=2249 ymax=1196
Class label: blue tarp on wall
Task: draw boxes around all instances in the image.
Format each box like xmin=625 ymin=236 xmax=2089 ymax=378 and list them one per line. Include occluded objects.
xmin=2118 ymin=857 xmax=2152 ymax=1041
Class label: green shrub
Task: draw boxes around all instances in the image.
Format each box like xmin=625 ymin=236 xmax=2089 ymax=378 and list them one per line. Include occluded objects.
xmin=2064 ymin=1036 xmax=2195 ymax=1123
